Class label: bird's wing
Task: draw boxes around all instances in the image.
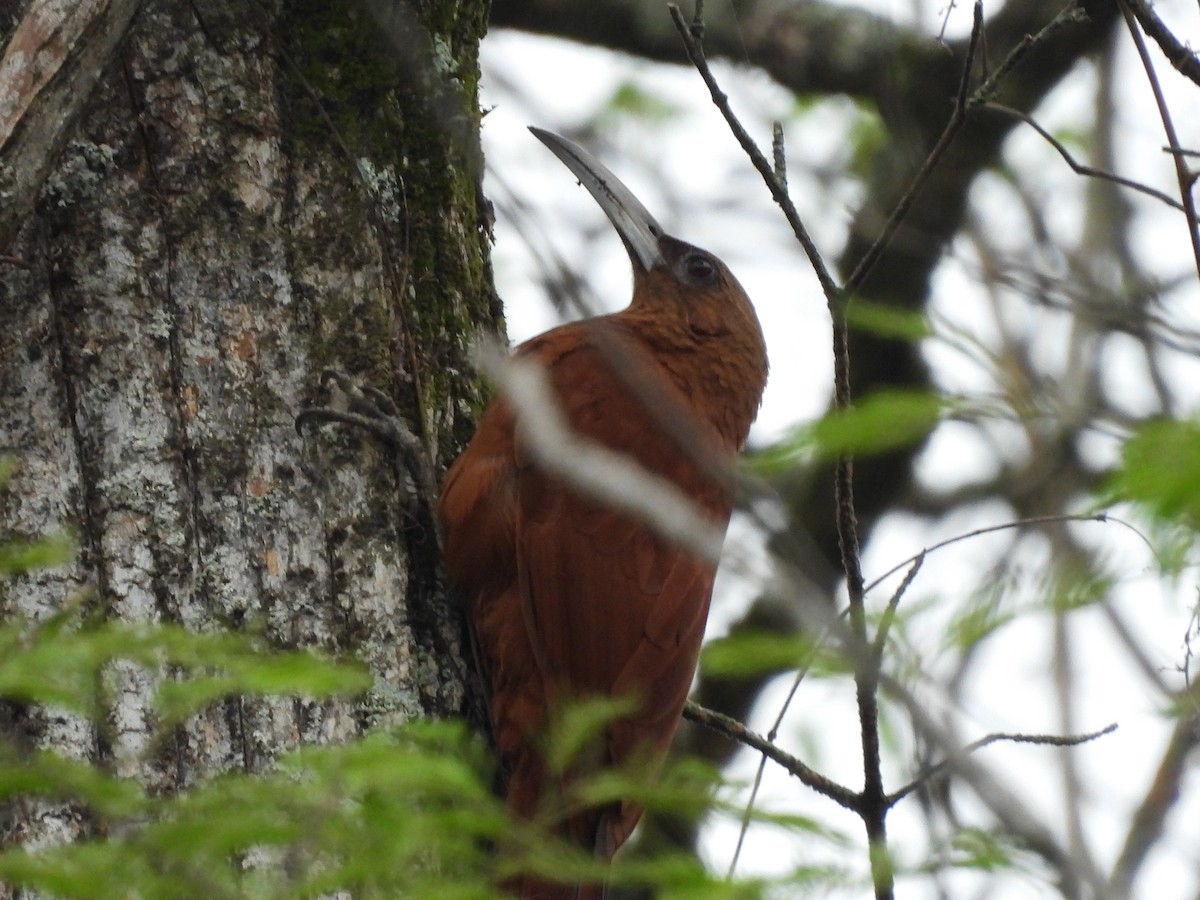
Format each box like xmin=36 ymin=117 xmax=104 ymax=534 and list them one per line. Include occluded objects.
xmin=438 ymin=399 xmax=519 ymax=600
xmin=512 ymin=328 xmax=731 ymax=765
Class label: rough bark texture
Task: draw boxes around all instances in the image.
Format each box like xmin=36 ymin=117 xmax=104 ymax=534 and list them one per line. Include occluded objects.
xmin=0 ymin=0 xmax=497 ymax=871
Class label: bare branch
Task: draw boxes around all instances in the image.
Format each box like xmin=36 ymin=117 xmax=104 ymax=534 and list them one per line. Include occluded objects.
xmin=871 ymin=552 xmax=924 ymax=664
xmin=986 ymin=102 xmax=1191 ymax=215
xmin=770 ymin=120 xmax=786 ymax=186
xmin=665 ymin=3 xmax=840 ymax=305
xmin=846 ymin=1 xmax=1088 ymax=298
xmin=683 ymin=701 xmax=859 ymax=811
xmin=1120 ymin=0 xmax=1200 ymax=87
xmin=728 ymin=613 xmax=840 ymax=877
xmin=666 ymin=4 xmax=893 ymax=890
xmin=888 ymin=723 xmax=1118 ymax=805
xmin=863 ymin=512 xmax=1119 ymax=596
xmin=1111 ymin=701 xmax=1200 ymax=893
xmin=1119 ymin=0 xmax=1200 ymax=284
xmin=885 ymin=680 xmax=1119 ymax=898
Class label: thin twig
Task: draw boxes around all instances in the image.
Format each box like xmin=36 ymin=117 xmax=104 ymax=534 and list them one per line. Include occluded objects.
xmin=986 ymin=102 xmax=1190 ymax=215
xmin=836 ymin=3 xmax=1008 ymax=883
xmin=1119 ymin=0 xmax=1200 ymax=284
xmin=1112 ymin=702 xmax=1200 ymax=893
xmin=665 ymin=3 xmax=839 ymax=303
xmin=845 ymin=1 xmax=1087 ymax=297
xmin=771 ymin=121 xmax=786 ymax=185
xmin=888 ymin=723 xmax=1118 ymax=805
xmin=863 ymin=512 xmax=1122 ymax=596
xmin=845 ymin=0 xmax=984 ymax=296
xmin=683 ymin=701 xmax=859 ymax=812
xmin=871 ymin=552 xmax=924 ymax=665
xmin=1120 ymin=0 xmax=1200 ymax=87
xmin=938 ymin=0 xmax=959 ymax=44
xmin=667 ymin=0 xmax=880 ymax=887
xmin=887 ymin=677 xmax=1116 ymax=895
xmin=970 ymin=4 xmax=1088 ymax=105
xmin=727 ymin=618 xmax=838 ymax=876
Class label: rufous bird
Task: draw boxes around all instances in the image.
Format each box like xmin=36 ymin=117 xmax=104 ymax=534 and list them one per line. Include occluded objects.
xmin=438 ymin=128 xmax=768 ymax=898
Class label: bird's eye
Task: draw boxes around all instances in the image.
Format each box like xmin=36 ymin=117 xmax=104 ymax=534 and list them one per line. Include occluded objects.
xmin=684 ymin=254 xmax=717 ymax=284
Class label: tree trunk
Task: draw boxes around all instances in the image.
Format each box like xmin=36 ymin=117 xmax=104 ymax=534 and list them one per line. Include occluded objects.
xmin=0 ymin=0 xmax=496 ymax=866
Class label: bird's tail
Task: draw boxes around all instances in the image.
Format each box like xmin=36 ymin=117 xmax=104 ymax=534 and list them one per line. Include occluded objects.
xmin=501 ymin=753 xmax=616 ymax=899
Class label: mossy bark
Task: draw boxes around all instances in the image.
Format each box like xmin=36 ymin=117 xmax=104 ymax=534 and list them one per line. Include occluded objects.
xmin=0 ymin=0 xmax=497 ymax=864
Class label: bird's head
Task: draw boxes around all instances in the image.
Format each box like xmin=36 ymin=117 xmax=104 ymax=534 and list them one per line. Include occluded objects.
xmin=530 ymin=126 xmax=766 ymax=357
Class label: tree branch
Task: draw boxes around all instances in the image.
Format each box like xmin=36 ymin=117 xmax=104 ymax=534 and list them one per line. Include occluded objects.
xmin=1118 ymin=0 xmax=1200 ymax=284
xmin=683 ymin=701 xmax=859 ymax=812
xmin=985 ymin=102 xmax=1191 ymax=215
xmin=0 ymin=0 xmax=147 ymax=250
xmin=888 ymin=723 xmax=1118 ymax=806
xmin=1119 ymin=0 xmax=1200 ymax=88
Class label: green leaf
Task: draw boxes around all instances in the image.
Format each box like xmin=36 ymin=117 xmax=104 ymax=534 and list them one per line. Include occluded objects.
xmin=845 ymin=300 xmax=933 ymax=341
xmin=750 ymin=390 xmax=947 ymax=474
xmin=947 ymin=827 xmax=1015 ymax=872
xmin=153 ymin=639 xmax=372 ymax=726
xmin=0 ymin=609 xmax=370 ymax=722
xmin=846 ymin=101 xmax=885 ymax=179
xmin=701 ymin=630 xmax=843 ymax=677
xmin=0 ymin=532 xmax=74 ymax=574
xmin=602 ymin=81 xmax=682 ymax=123
xmin=1045 ymin=568 xmax=1111 ymax=613
xmin=1108 ymin=418 xmax=1200 ymax=526
xmin=543 ymin=694 xmax=637 ymax=775
xmin=0 ymin=748 xmax=145 ymax=816
xmin=946 ymin=581 xmax=1015 ymax=649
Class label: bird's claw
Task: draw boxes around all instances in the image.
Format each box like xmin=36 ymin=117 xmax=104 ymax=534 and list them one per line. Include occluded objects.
xmin=295 ymin=369 xmax=411 ymax=450
xmin=321 ymin=369 xmax=399 ymax=419
xmin=294 ymin=368 xmax=425 ymax=472
xmin=296 ymin=370 xmax=441 ymax=537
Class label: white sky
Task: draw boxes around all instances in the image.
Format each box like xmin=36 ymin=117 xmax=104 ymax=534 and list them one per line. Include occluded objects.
xmin=478 ymin=2 xmax=1200 ymax=894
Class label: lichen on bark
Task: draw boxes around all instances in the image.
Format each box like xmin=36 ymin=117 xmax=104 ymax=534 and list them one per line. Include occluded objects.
xmin=0 ymin=0 xmax=499 ymax=865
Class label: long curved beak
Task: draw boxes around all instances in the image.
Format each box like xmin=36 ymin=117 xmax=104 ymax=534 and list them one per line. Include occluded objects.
xmin=529 ymin=127 xmax=667 ymax=273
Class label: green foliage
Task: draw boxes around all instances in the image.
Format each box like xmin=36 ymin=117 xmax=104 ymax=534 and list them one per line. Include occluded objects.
xmin=1133 ymin=518 xmax=1197 ymax=580
xmin=0 ymin=722 xmax=504 ymax=899
xmin=701 ymin=630 xmax=848 ymax=678
xmin=0 ymin=501 xmax=783 ymax=898
xmin=845 ymin=299 xmax=934 ymax=342
xmin=750 ymin=389 xmax=947 ymax=473
xmin=0 ymin=748 xmax=144 ymax=818
xmin=602 ymin=80 xmax=683 ymax=123
xmin=0 ymin=531 xmax=73 ymax=573
xmin=1108 ymin=417 xmax=1200 ymax=527
xmin=0 ymin=602 xmax=371 ymax=726
xmin=946 ymin=827 xmax=1013 ymax=871
xmin=946 ymin=579 xmax=1016 ymax=649
xmin=543 ymin=693 xmax=638 ymax=776
xmin=1044 ymin=567 xmax=1112 ymax=614
xmin=0 ymin=508 xmax=508 ymax=898
xmin=937 ymin=826 xmax=1051 ymax=878
xmin=845 ymin=101 xmax=886 ymax=180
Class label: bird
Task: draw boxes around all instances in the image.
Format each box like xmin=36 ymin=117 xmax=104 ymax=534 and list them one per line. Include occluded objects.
xmin=438 ymin=128 xmax=768 ymax=898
